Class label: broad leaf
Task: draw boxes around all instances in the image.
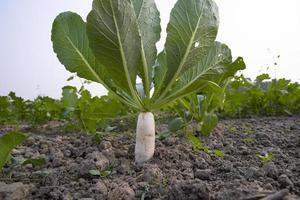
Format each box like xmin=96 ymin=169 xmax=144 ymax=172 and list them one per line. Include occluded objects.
xmin=52 ymin=12 xmax=106 ymax=85
xmin=87 ymin=0 xmax=141 ymax=96
xmin=161 ymin=0 xmax=219 ymax=94
xmin=131 ymin=0 xmax=161 ymax=97
xmin=162 ymin=42 xmax=234 ymax=102
xmin=152 ymin=80 xmax=221 ymax=110
xmin=153 ymin=50 xmax=167 ymax=98
xmin=216 ymin=56 xmax=246 ymax=84
xmin=0 ymin=132 xmax=28 ymax=171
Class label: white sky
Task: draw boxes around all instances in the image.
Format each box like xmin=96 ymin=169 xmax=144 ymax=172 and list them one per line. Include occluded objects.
xmin=0 ymin=0 xmax=300 ymax=99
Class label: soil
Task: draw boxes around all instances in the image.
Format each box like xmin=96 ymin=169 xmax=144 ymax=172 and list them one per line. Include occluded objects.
xmin=0 ymin=116 xmax=299 ymax=200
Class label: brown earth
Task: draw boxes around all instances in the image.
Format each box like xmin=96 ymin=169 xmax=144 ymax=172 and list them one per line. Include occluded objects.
xmin=0 ymin=116 xmax=299 ymax=200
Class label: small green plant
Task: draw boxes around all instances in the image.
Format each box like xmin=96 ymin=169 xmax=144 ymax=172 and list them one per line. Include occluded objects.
xmin=242 ymin=137 xmax=255 ymax=144
xmin=61 ymin=86 xmax=129 ymax=134
xmin=156 ymin=117 xmax=185 ymax=140
xmin=256 ymin=153 xmax=275 ymax=163
xmin=21 ymin=158 xmax=47 ymax=167
xmin=228 ymin=127 xmax=238 ymax=134
xmin=89 ymin=169 xmax=112 ymax=177
xmin=169 ymin=59 xmax=245 ymax=136
xmin=185 ymin=130 xmax=224 ymax=157
xmin=0 ymin=131 xmax=29 ymax=171
xmin=223 ymin=73 xmax=300 ymax=117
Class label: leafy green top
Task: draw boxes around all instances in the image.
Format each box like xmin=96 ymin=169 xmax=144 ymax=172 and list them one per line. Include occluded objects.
xmin=51 ymin=0 xmax=245 ymax=112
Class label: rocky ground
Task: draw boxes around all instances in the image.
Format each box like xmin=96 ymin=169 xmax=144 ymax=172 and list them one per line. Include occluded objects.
xmin=0 ymin=116 xmax=299 ymax=200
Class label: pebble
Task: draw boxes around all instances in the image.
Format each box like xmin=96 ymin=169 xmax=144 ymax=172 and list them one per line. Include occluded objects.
xmin=263 ymin=162 xmax=279 ymax=178
xmin=143 ymin=164 xmax=163 ymax=183
xmin=245 ymin=167 xmax=258 ymax=179
xmin=63 ymin=149 xmax=72 ymax=157
xmin=87 ymin=151 xmax=110 ymax=170
xmin=99 ymin=141 xmax=112 ymax=150
xmin=194 ymin=169 xmax=211 ymax=180
xmin=278 ymin=174 xmax=294 ymax=188
xmin=0 ymin=182 xmax=31 ymax=200
xmin=89 ymin=180 xmax=108 ymax=194
xmin=108 ymin=182 xmax=135 ymax=200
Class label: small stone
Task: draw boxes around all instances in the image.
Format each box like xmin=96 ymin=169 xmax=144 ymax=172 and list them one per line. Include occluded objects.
xmin=180 ymin=161 xmax=193 ymax=169
xmin=78 ymin=178 xmax=86 ymax=187
xmin=278 ymin=174 xmax=294 ymax=188
xmin=182 ymin=168 xmax=194 ymax=179
xmin=108 ymin=182 xmax=135 ymax=200
xmin=87 ymin=151 xmax=110 ymax=171
xmin=115 ymin=149 xmax=127 ymax=158
xmin=100 ymin=141 xmax=112 ymax=150
xmin=218 ymin=162 xmax=233 ymax=173
xmin=194 ymin=169 xmax=211 ymax=180
xmin=263 ymin=162 xmax=278 ymax=178
xmin=0 ymin=182 xmax=31 ymax=200
xmin=167 ymin=180 xmax=210 ymax=200
xmin=49 ymin=148 xmax=64 ymax=167
xmin=116 ymin=159 xmax=131 ymax=174
xmin=245 ymin=167 xmax=258 ymax=179
xmin=240 ymin=146 xmax=249 ymax=155
xmin=73 ymin=139 xmax=82 ymax=147
xmin=264 ymin=183 xmax=274 ymax=190
xmin=89 ymin=181 xmax=108 ymax=194
xmin=143 ymin=164 xmax=163 ymax=183
xmin=194 ymin=158 xmax=209 ymax=169
xmin=290 ymin=125 xmax=298 ymax=130
xmin=64 ymin=150 xmax=72 ymax=157
xmin=163 ymin=137 xmax=177 ymax=146
xmin=24 ymin=137 xmax=35 ymax=146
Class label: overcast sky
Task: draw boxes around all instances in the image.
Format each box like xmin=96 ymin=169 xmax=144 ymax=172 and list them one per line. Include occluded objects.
xmin=0 ymin=0 xmax=300 ymax=99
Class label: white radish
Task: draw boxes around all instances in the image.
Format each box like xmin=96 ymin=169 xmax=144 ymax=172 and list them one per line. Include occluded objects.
xmin=135 ymin=112 xmax=155 ymax=164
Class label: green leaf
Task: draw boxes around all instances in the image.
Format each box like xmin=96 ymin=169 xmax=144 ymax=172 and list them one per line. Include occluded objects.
xmin=213 ymin=149 xmax=224 ymax=157
xmin=61 ymin=86 xmax=78 ymax=109
xmin=22 ymin=158 xmax=47 ymax=167
xmin=131 ymin=0 xmax=161 ymax=97
xmin=185 ymin=131 xmax=209 ymax=153
xmin=164 ymin=42 xmax=231 ymax=101
xmin=160 ymin=0 xmax=219 ymax=95
xmin=0 ymin=132 xmax=28 ymax=171
xmin=256 ymin=153 xmax=275 ymax=163
xmin=105 ymin=125 xmax=117 ymax=132
xmin=168 ymin=117 xmax=185 ymax=132
xmin=100 ymin=170 xmax=112 ymax=177
xmin=201 ymin=112 xmax=218 ymax=135
xmin=89 ymin=169 xmax=101 ymax=176
xmin=52 ymin=12 xmax=137 ymax=108
xmin=52 ymin=12 xmax=106 ymax=85
xmin=156 ymin=130 xmax=172 ymax=140
xmin=89 ymin=169 xmax=112 ymax=177
xmin=256 ymin=73 xmax=271 ymax=82
xmin=87 ymin=0 xmax=141 ymax=99
xmin=153 ymin=50 xmax=168 ymax=98
xmin=153 ymin=80 xmax=221 ymax=109
xmin=66 ymin=76 xmax=75 ymax=81
xmin=218 ymin=57 xmax=246 ymax=83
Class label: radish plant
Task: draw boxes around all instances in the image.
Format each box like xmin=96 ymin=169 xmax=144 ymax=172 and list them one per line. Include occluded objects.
xmin=169 ymin=58 xmax=245 ymax=135
xmin=51 ymin=0 xmax=245 ymax=163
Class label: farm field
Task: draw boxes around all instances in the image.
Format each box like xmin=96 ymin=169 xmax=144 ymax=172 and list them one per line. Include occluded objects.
xmin=0 ymin=116 xmax=299 ymax=199
xmin=1 ymin=0 xmax=300 ymax=199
